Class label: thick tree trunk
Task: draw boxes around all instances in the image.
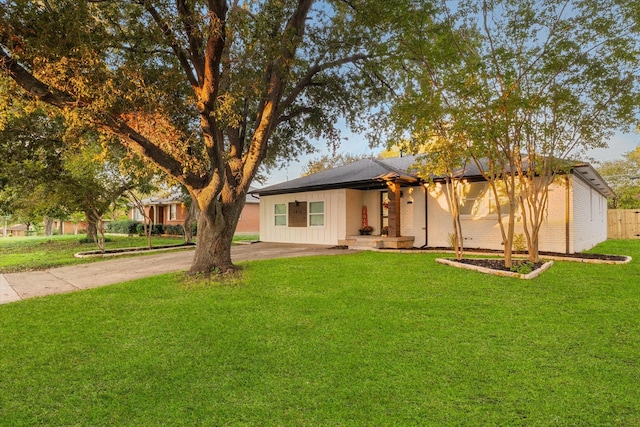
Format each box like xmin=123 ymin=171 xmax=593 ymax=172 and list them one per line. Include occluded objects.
xmin=43 ymin=217 xmax=54 ymax=236
xmin=85 ymin=211 xmax=98 ymax=242
xmin=183 ymin=197 xmax=199 ymax=244
xmin=189 ymin=197 xmax=245 ymax=275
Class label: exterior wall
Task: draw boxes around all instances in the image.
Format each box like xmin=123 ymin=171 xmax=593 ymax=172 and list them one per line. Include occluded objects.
xmin=425 ymin=178 xmax=578 ymax=253
xmin=131 ymin=201 xmax=259 ymax=234
xmin=259 ymin=189 xmax=342 ymax=244
xmin=236 ymin=203 xmax=260 ymax=234
xmin=535 ymin=178 xmax=570 ymax=253
xmin=345 ymin=189 xmax=365 ymax=235
xmin=572 ymin=175 xmax=608 ymax=252
xmin=55 ymin=220 xmax=87 ymax=235
xmin=129 ymin=203 xmax=189 ymax=226
xmin=426 ymin=181 xmax=506 ymax=250
xmin=258 ymin=173 xmax=609 ymax=252
xmin=259 ymin=186 xmax=427 ymax=245
xmin=400 ymin=186 xmax=427 ymax=247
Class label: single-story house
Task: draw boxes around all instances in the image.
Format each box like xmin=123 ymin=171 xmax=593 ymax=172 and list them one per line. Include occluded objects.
xmin=130 ymin=189 xmax=261 ymax=234
xmin=2 ymin=223 xmax=30 ymax=237
xmin=253 ymin=155 xmax=614 ymax=253
xmin=52 ymin=220 xmax=87 ymax=235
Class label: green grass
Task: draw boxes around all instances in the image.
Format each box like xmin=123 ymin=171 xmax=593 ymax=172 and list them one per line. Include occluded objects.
xmin=0 ymin=234 xmax=188 ymax=273
xmin=0 ymin=234 xmax=257 ymax=273
xmin=0 ymin=240 xmax=638 ymax=425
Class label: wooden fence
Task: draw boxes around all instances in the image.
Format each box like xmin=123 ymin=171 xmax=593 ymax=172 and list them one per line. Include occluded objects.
xmin=608 ymin=209 xmax=640 ymax=239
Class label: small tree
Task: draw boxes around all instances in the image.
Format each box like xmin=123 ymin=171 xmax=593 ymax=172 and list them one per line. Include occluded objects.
xmin=384 ymin=0 xmax=640 ymax=266
xmin=597 ymin=146 xmax=640 ymax=209
xmin=404 ymin=129 xmax=470 ymax=260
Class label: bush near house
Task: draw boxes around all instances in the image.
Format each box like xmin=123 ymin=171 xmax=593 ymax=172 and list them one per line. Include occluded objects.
xmin=106 ymin=220 xmax=141 ymax=235
xmin=106 ymin=221 xmax=196 ymax=237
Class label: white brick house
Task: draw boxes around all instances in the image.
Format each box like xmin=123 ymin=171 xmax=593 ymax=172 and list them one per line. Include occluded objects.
xmin=253 ymin=155 xmax=613 ymax=254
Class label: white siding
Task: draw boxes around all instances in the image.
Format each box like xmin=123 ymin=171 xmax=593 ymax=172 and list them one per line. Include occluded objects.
xmin=401 ymin=186 xmax=427 ymax=247
xmin=258 ymin=187 xmax=425 ymax=243
xmin=259 ymin=190 xmax=341 ymax=244
xmin=534 ymin=179 xmax=570 ymax=253
xmin=426 ymin=182 xmax=506 ymax=250
xmin=572 ymin=176 xmax=608 ymax=252
xmin=425 ymin=179 xmax=577 ymax=253
xmin=258 ymin=172 xmax=609 ymax=252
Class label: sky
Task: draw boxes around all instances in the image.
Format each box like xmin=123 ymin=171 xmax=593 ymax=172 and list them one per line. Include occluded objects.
xmin=262 ymin=128 xmax=640 ymax=187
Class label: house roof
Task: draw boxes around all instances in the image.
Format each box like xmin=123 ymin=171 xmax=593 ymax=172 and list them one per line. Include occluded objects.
xmin=139 ymin=187 xmax=260 ymax=205
xmin=254 ymin=155 xmax=615 ymax=198
xmin=253 ymin=157 xmax=421 ymax=196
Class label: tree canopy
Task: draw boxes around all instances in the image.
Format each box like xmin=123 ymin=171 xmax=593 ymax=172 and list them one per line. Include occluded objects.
xmin=382 ymin=0 xmax=640 ymax=265
xmin=597 ymin=145 xmax=640 ymax=208
xmin=1 ymin=0 xmax=390 ymax=272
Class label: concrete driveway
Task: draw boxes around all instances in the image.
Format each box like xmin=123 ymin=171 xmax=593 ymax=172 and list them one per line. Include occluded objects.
xmin=0 ymin=242 xmax=353 ymax=304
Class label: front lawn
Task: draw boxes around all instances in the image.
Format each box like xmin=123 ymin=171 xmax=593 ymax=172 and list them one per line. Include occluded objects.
xmin=0 ymin=234 xmax=258 ymax=273
xmin=0 ymin=240 xmax=638 ymax=425
xmin=0 ymin=234 xmax=188 ymax=273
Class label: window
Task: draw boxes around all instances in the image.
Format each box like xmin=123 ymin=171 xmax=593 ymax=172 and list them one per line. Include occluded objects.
xmin=309 ymin=201 xmax=325 ymax=226
xmin=274 ymin=203 xmax=287 ymax=226
xmin=169 ymin=204 xmax=177 ymax=221
xmin=132 ymin=208 xmax=144 ymax=221
xmin=460 ymin=182 xmax=510 ymax=217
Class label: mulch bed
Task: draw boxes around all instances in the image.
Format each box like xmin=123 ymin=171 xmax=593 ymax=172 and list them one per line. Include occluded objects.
xmin=382 ymin=246 xmax=629 ymax=276
xmin=413 ymin=247 xmax=629 ymax=262
xmin=454 ymin=258 xmax=545 ymax=272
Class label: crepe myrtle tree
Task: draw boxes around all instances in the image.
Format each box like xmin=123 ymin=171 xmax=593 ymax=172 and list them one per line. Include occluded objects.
xmin=1 ymin=0 xmax=391 ymax=274
xmin=382 ymin=0 xmax=640 ymax=266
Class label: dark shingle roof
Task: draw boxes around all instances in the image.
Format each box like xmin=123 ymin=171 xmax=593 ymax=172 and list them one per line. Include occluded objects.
xmin=254 ymin=156 xmax=421 ymax=196
xmin=253 ymin=155 xmax=615 ymax=198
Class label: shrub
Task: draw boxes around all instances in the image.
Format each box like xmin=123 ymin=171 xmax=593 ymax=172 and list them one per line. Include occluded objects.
xmin=106 ymin=220 xmax=141 ymax=235
xmin=164 ymin=225 xmax=184 ymax=236
xmin=136 ymin=223 xmax=164 ymax=235
xmin=513 ymin=233 xmax=527 ymax=252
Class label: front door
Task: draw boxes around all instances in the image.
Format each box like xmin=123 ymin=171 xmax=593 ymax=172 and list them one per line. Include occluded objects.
xmin=381 ymin=191 xmax=389 ymax=231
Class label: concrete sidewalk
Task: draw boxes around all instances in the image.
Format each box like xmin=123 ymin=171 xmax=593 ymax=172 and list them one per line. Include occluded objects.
xmin=0 ymin=242 xmax=352 ymax=305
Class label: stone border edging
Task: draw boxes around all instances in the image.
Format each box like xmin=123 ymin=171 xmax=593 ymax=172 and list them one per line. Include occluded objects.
xmin=375 ymin=248 xmax=631 ymax=265
xmin=435 ymin=258 xmax=555 ymax=279
xmin=74 ymin=244 xmax=196 ymax=258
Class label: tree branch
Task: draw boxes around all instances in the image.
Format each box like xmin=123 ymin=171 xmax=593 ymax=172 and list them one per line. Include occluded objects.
xmin=140 ymin=0 xmax=199 ymax=89
xmin=0 ymin=47 xmax=84 ymax=108
xmin=279 ymin=53 xmax=368 ymax=112
xmin=276 ymin=106 xmax=317 ymax=126
xmin=99 ymin=115 xmax=207 ymax=190
xmin=176 ymin=0 xmax=205 ymax=83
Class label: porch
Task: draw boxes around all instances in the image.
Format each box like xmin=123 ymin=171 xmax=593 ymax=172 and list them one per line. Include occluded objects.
xmin=339 ymin=235 xmax=415 ymax=250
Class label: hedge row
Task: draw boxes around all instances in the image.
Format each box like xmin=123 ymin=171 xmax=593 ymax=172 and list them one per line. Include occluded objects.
xmin=106 ymin=220 xmax=196 ymax=236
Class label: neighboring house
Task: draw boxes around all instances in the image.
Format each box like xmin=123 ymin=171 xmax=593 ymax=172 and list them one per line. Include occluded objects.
xmin=253 ymin=155 xmax=614 ymax=253
xmin=130 ymin=189 xmax=260 ymax=234
xmin=52 ymin=220 xmax=87 ymax=235
xmin=3 ymin=224 xmax=29 ymax=237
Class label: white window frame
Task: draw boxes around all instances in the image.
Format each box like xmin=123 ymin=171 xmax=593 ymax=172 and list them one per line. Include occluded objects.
xmin=274 ymin=203 xmax=287 ymax=226
xmin=169 ymin=204 xmax=177 ymax=221
xmin=308 ymin=201 xmax=325 ymax=226
xmin=132 ymin=208 xmax=144 ymax=221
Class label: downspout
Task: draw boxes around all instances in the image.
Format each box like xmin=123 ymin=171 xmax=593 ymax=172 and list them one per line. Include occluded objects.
xmin=424 ymin=184 xmax=429 ymax=248
xmin=565 ymin=175 xmax=570 ymax=254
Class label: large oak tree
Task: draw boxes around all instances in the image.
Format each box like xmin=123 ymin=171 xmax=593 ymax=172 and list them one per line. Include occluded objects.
xmin=1 ymin=0 xmax=387 ymax=273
